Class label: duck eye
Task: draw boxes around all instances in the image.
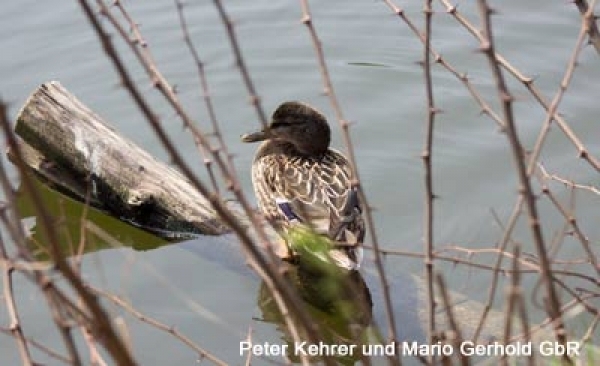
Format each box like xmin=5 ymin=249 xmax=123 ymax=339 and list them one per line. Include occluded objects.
xmin=271 ymin=121 xmax=291 ymax=129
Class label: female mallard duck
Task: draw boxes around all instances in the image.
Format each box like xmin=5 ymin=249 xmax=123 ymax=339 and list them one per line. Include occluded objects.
xmin=241 ymin=101 xmax=364 ymax=270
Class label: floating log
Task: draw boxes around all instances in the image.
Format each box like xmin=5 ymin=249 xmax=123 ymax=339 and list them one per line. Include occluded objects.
xmin=12 ymin=81 xmax=234 ymax=238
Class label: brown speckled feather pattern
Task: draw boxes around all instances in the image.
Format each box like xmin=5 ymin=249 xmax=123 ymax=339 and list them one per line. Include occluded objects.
xmin=252 ymin=140 xmax=365 ymax=251
xmin=242 ymin=101 xmax=365 ymax=269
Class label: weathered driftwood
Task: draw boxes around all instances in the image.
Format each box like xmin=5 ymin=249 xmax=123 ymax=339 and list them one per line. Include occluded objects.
xmin=13 ymin=81 xmax=232 ymax=238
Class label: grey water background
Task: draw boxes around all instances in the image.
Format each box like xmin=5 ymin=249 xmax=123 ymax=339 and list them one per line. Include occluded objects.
xmin=1 ymin=1 xmax=599 ymax=364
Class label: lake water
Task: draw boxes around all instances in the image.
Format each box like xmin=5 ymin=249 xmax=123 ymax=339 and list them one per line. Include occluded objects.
xmin=1 ymin=1 xmax=599 ymax=365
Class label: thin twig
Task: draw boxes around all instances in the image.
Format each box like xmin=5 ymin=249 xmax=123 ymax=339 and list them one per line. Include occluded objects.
xmin=436 ymin=274 xmax=470 ymax=366
xmin=88 ymin=285 xmax=228 ymax=366
xmin=535 ymin=167 xmax=599 ymax=275
xmin=211 ymin=0 xmax=269 ymax=127
xmin=421 ymin=2 xmax=438 ymax=361
xmin=581 ymin=313 xmax=600 ymax=343
xmin=0 ymin=326 xmax=71 ymax=364
xmin=297 ymin=4 xmax=400 ymax=364
xmin=243 ymin=326 xmax=253 ymax=366
xmin=175 ymin=0 xmax=231 ymax=194
xmin=573 ymin=0 xmax=600 ymax=54
xmin=509 ymin=293 xmax=597 ymax=343
xmin=366 ymin=245 xmax=600 ymax=286
xmin=502 ymin=246 xmax=534 ymax=366
xmin=477 ymin=0 xmax=568 ymax=354
xmin=0 ymin=238 xmax=33 ymax=365
xmin=538 ymin=163 xmax=600 ymax=196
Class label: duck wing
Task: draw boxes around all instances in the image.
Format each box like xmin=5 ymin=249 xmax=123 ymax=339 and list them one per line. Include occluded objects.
xmin=253 ymin=149 xmax=364 ymax=245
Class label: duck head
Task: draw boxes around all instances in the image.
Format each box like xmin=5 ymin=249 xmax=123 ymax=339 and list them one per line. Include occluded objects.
xmin=241 ymin=101 xmax=331 ymax=156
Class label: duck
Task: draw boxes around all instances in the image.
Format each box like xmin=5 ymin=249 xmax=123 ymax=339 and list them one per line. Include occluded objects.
xmin=241 ymin=101 xmax=364 ymax=271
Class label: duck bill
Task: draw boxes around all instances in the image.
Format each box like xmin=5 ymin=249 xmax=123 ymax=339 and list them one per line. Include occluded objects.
xmin=241 ymin=129 xmax=269 ymax=143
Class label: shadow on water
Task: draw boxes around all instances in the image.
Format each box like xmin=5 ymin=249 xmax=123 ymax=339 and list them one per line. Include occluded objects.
xmin=17 ymin=179 xmax=429 ymax=364
xmin=16 ymin=178 xmax=167 ymax=258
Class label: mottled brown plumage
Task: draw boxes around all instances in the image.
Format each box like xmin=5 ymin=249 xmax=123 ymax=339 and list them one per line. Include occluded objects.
xmin=242 ymin=101 xmax=364 ymax=270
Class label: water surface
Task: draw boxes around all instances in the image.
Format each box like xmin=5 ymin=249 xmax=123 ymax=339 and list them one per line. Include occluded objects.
xmin=1 ymin=1 xmax=599 ymax=364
